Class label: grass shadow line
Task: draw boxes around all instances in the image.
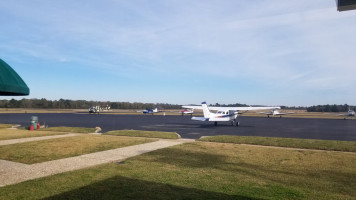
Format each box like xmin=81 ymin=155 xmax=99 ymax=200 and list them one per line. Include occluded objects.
xmin=43 ymin=175 xmax=260 ymax=200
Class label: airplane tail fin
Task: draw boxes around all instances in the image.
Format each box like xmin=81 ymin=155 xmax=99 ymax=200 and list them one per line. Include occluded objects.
xmin=154 ymin=108 xmax=158 ymax=112
xmin=201 ymin=102 xmax=211 ymax=118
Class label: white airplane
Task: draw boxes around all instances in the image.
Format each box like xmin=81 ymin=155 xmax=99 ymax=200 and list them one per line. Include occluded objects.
xmin=258 ymin=109 xmax=294 ymax=118
xmin=137 ymin=108 xmax=159 ymax=115
xmin=183 ymin=102 xmax=280 ymax=126
xmin=102 ymin=105 xmax=111 ymax=111
xmin=337 ymin=109 xmax=355 ymax=120
xmin=171 ymin=108 xmax=194 ymax=116
xmin=89 ymin=106 xmax=101 ymax=114
xmin=89 ymin=105 xmax=111 ymax=114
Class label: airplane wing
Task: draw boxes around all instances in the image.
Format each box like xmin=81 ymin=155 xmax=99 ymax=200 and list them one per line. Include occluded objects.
xmin=182 ymin=105 xmax=202 ymax=110
xmin=191 ymin=117 xmax=209 ymax=121
xmin=137 ymin=109 xmax=151 ymax=113
xmin=257 ymin=112 xmax=272 ymax=115
xmin=258 ymin=111 xmax=294 ymax=115
xmin=183 ymin=105 xmax=280 ymax=111
xmin=212 ymin=106 xmax=280 ymax=111
xmin=275 ymin=113 xmax=293 ymax=115
xmin=337 ymin=113 xmax=348 ymax=116
xmin=282 ymin=112 xmax=295 ymax=115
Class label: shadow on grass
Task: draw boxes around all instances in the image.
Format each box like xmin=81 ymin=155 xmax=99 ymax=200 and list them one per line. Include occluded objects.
xmin=140 ymin=144 xmax=356 ymax=198
xmin=139 ymin=147 xmax=356 ymax=195
xmin=136 ymin=148 xmax=300 ymax=183
xmin=142 ymin=147 xmax=280 ymax=175
xmin=145 ymin=147 xmax=229 ymax=168
xmin=43 ymin=175 xmax=258 ymax=200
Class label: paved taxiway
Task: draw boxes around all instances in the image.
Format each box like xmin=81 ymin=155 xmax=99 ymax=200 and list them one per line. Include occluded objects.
xmin=0 ymin=113 xmax=355 ymax=141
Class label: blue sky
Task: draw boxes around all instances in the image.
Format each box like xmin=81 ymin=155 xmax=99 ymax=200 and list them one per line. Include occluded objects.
xmin=1 ymin=0 xmax=356 ymax=106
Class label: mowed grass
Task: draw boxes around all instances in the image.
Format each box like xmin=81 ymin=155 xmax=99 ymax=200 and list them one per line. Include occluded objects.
xmin=0 ymin=142 xmax=355 ymax=199
xmin=0 ymin=135 xmax=155 ymax=164
xmin=0 ymin=124 xmax=14 ymax=129
xmin=38 ymin=127 xmax=96 ymax=133
xmin=199 ymin=135 xmax=356 ymax=152
xmin=106 ymin=130 xmax=179 ymax=139
xmin=0 ymin=129 xmax=69 ymax=140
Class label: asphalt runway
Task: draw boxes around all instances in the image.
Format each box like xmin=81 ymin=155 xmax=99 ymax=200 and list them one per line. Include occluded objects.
xmin=0 ymin=113 xmax=356 ymax=141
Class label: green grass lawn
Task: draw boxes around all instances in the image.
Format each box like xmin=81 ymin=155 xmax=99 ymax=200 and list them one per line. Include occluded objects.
xmin=0 ymin=142 xmax=355 ymax=199
xmin=0 ymin=135 xmax=155 ymax=164
xmin=106 ymin=130 xmax=179 ymax=139
xmin=199 ymin=135 xmax=356 ymax=152
xmin=38 ymin=127 xmax=97 ymax=133
xmin=0 ymin=129 xmax=69 ymax=140
xmin=0 ymin=124 xmax=13 ymax=129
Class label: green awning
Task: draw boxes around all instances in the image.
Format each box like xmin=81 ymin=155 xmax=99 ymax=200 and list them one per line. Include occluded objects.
xmin=0 ymin=59 xmax=30 ymax=96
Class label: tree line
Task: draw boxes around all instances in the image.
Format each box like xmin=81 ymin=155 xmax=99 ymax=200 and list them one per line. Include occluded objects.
xmin=0 ymin=98 xmax=182 ymax=110
xmin=0 ymin=98 xmax=354 ymax=112
xmin=306 ymin=104 xmax=355 ymax=112
xmin=210 ymin=103 xmax=307 ymax=110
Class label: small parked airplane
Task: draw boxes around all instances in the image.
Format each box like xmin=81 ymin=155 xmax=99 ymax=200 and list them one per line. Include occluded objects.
xmin=171 ymin=109 xmax=194 ymax=116
xmin=89 ymin=106 xmax=101 ymax=114
xmin=258 ymin=109 xmax=294 ymax=118
xmin=137 ymin=108 xmax=159 ymax=115
xmin=337 ymin=109 xmax=355 ymax=119
xmin=183 ymin=102 xmax=280 ymax=126
xmin=88 ymin=105 xmax=111 ymax=114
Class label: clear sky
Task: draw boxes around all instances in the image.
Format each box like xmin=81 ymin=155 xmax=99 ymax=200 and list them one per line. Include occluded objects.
xmin=1 ymin=0 xmax=356 ymax=106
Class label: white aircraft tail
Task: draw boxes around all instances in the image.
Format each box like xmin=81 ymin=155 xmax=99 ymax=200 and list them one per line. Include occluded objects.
xmin=153 ymin=108 xmax=158 ymax=112
xmin=201 ymin=102 xmax=211 ymax=118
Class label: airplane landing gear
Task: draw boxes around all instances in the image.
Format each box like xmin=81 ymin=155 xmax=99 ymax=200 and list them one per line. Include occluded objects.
xmin=214 ymin=122 xmax=218 ymax=126
xmin=232 ymin=120 xmax=239 ymax=127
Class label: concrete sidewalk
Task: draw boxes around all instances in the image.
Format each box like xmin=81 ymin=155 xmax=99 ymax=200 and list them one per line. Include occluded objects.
xmin=0 ymin=139 xmax=193 ymax=187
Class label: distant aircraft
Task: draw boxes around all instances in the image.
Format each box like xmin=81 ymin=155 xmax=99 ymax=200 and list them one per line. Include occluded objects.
xmin=102 ymin=105 xmax=111 ymax=111
xmin=89 ymin=106 xmax=100 ymax=114
xmin=183 ymin=102 xmax=280 ymax=126
xmin=337 ymin=109 xmax=355 ymax=120
xmin=258 ymin=109 xmax=294 ymax=118
xmin=171 ymin=108 xmax=194 ymax=116
xmin=137 ymin=108 xmax=159 ymax=115
xmin=89 ymin=105 xmax=110 ymax=114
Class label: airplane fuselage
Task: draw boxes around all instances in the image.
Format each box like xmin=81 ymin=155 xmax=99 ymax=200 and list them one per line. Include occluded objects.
xmin=267 ymin=110 xmax=281 ymax=117
xmin=181 ymin=109 xmax=194 ymax=115
xmin=142 ymin=108 xmax=158 ymax=114
xmin=266 ymin=110 xmax=280 ymax=116
xmin=348 ymin=110 xmax=355 ymax=116
xmin=143 ymin=110 xmax=153 ymax=114
xmin=207 ymin=110 xmax=238 ymax=122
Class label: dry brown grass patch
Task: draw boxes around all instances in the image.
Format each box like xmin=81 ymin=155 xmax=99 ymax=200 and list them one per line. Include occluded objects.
xmin=0 ymin=129 xmax=68 ymax=140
